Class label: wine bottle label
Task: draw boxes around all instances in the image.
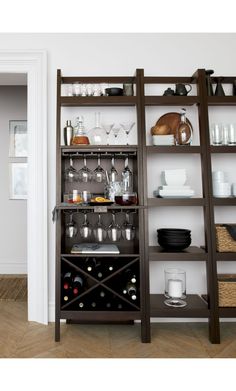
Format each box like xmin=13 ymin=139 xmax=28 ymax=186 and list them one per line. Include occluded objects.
xmin=123 ymin=289 xmax=127 ymax=294
xmin=64 ymin=296 xmax=69 ymax=301
xmin=73 ymin=276 xmax=83 ymax=286
xmin=87 ymin=266 xmax=92 ymax=271
xmin=97 ymin=272 xmax=103 ymax=278
xmin=131 ymin=294 xmax=137 ymax=300
xmin=108 ymin=266 xmax=113 ymax=271
xmin=131 ymin=276 xmax=136 ymax=283
xmin=78 ymin=302 xmax=84 ymax=308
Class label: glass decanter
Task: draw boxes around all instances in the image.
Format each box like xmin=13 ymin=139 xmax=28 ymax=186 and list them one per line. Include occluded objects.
xmin=175 ymin=108 xmax=192 ymax=146
xmin=72 ymin=115 xmax=90 ymax=145
xmin=89 ymin=112 xmax=106 ymax=145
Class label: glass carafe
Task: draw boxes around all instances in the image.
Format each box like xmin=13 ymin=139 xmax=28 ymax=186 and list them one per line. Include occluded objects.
xmin=72 ymin=115 xmax=90 ymax=145
xmin=175 ymin=108 xmax=192 ymax=146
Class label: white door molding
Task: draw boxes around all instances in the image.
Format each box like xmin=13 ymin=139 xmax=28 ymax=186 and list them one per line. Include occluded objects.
xmin=0 ymin=50 xmax=48 ymax=324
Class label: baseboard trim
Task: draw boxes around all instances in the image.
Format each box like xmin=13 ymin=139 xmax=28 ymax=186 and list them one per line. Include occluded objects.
xmin=0 ymin=262 xmax=27 ymax=274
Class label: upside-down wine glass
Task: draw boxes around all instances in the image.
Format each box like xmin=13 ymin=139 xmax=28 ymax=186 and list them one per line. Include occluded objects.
xmin=64 ymin=157 xmax=78 ymax=182
xmin=92 ymin=154 xmax=106 ymax=183
xmin=108 ymin=212 xmax=121 ymax=242
xmin=108 ymin=155 xmax=118 ymax=183
xmin=79 ymin=212 xmax=92 ymax=239
xmin=65 ymin=212 xmax=78 ymax=238
xmin=78 ymin=155 xmax=92 ymax=183
xmin=121 ymin=156 xmax=133 ymax=191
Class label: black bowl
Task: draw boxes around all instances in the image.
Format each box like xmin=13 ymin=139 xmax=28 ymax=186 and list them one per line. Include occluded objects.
xmin=157 ymin=228 xmax=191 ymax=234
xmin=158 ymin=233 xmax=191 ymax=239
xmin=158 ymin=237 xmax=191 ymax=243
xmin=158 ymin=242 xmax=191 ymax=251
xmin=105 ymin=87 xmax=123 ymax=96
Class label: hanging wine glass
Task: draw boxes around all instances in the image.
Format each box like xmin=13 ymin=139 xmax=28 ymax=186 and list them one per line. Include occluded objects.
xmin=65 ymin=212 xmax=78 ymax=238
xmin=112 ymin=126 xmax=121 ymax=144
xmin=79 ymin=212 xmax=92 ymax=239
xmin=92 ymin=154 xmax=106 ymax=183
xmin=108 ymin=155 xmax=118 ymax=183
xmin=121 ymin=212 xmax=135 ymax=241
xmin=78 ymin=155 xmax=92 ymax=182
xmin=120 ymin=121 xmax=135 ymax=145
xmin=64 ymin=157 xmax=78 ymax=182
xmin=102 ymin=123 xmax=115 ymax=145
xmin=121 ymin=156 xmax=133 ymax=191
xmin=93 ymin=214 xmax=107 ymax=242
xmin=108 ymin=212 xmax=121 ymax=242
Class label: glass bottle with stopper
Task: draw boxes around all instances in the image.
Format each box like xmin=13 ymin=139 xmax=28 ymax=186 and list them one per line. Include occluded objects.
xmin=72 ymin=115 xmax=90 ymax=145
xmin=175 ymin=108 xmax=192 ymax=146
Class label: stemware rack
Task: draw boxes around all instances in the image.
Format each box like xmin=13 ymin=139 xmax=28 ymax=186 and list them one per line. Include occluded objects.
xmin=55 ymin=68 xmax=236 ymax=343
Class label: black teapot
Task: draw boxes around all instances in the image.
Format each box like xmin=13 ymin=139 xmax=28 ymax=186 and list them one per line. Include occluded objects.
xmin=175 ymin=83 xmax=192 ymax=96
xmin=163 ymin=87 xmax=175 ymax=96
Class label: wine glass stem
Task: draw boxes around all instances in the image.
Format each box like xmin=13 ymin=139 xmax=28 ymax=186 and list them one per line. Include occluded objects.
xmin=126 ymin=132 xmax=129 ymax=145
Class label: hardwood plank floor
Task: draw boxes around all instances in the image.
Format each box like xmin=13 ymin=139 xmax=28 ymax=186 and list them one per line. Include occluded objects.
xmin=0 ymin=302 xmax=236 ymax=358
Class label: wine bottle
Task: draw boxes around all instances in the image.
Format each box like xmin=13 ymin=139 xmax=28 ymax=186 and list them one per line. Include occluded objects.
xmin=124 ymin=268 xmax=137 ymax=284
xmin=123 ymin=282 xmax=137 ymax=300
xmin=91 ymin=301 xmax=97 ymax=308
xmin=117 ymin=303 xmax=123 ymax=310
xmin=85 ymin=257 xmax=96 ymax=272
xmin=78 ymin=301 xmax=84 ymax=309
xmin=97 ymin=270 xmax=103 ymax=279
xmin=72 ymin=274 xmax=83 ymax=295
xmin=99 ymin=290 xmax=106 ymax=298
xmin=62 ymin=271 xmax=72 ymax=290
xmin=63 ymin=293 xmax=71 ymax=302
xmin=106 ymin=302 xmax=111 ymax=309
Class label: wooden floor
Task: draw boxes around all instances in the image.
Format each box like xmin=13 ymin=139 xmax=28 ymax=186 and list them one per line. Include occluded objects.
xmin=1 ymin=301 xmax=236 ymax=358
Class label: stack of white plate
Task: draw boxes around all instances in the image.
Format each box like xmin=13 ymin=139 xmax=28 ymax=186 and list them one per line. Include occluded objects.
xmin=154 ymin=169 xmax=195 ymax=198
xmin=152 ymin=135 xmax=175 ymax=146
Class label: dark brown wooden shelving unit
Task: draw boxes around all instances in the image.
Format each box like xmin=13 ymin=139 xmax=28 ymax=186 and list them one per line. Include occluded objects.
xmin=149 ymin=246 xmax=208 ymax=261
xmin=54 ymin=68 xmax=236 ymax=345
xmin=150 ymin=294 xmax=209 ymax=318
xmin=148 ymin=198 xmax=206 ymax=207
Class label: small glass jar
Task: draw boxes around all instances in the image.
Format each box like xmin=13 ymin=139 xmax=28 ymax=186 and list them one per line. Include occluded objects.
xmin=164 ymin=268 xmax=186 ymax=308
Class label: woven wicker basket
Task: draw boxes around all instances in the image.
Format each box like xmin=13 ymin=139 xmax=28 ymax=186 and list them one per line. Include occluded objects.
xmin=218 ymin=274 xmax=236 ymax=307
xmin=215 ymin=224 xmax=236 ymax=252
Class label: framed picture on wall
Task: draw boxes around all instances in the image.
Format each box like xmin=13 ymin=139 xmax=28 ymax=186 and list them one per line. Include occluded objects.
xmin=9 ymin=162 xmax=28 ymax=200
xmin=9 ymin=120 xmax=27 ymax=157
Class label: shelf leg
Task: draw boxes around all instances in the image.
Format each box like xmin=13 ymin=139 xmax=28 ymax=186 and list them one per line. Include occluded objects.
xmin=208 ymin=315 xmax=220 ymax=344
xmin=55 ymin=318 xmax=60 ymax=342
xmin=141 ymin=316 xmax=151 ymax=343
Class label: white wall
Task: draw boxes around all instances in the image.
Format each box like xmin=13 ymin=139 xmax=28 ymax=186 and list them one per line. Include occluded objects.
xmin=0 ymin=86 xmax=27 ymax=274
xmin=0 ymin=33 xmax=235 ymax=319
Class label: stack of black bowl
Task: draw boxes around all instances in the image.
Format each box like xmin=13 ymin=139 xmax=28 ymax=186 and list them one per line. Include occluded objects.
xmin=157 ymin=228 xmax=191 ymax=251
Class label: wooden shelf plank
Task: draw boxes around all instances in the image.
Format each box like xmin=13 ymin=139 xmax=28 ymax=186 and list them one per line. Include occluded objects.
xmin=210 ymin=146 xmax=236 ymax=153
xmin=150 ymin=294 xmax=209 ymax=317
xmin=149 ymin=246 xmax=208 ymax=261
xmin=57 ymin=203 xmax=144 ymax=210
xmin=219 ymin=308 xmax=236 ymax=317
xmin=60 ymin=310 xmax=141 ymax=321
xmin=61 ymin=76 xmax=136 ymax=83
xmin=213 ymin=197 xmax=236 ymax=206
xmin=61 ymin=145 xmax=138 ymax=154
xmin=216 ymin=252 xmax=236 ymax=261
xmin=146 ymin=146 xmax=202 ymax=154
xmin=60 ymin=96 xmax=137 ymax=107
xmin=148 ymin=198 xmax=205 ymax=207
xmin=144 ymin=76 xmax=195 ymax=84
xmin=145 ymin=96 xmax=199 ymax=106
xmin=61 ymin=253 xmax=140 ymax=258
xmin=208 ymin=96 xmax=236 ymax=106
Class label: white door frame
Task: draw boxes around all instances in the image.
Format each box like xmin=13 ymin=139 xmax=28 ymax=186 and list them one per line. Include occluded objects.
xmin=0 ymin=50 xmax=48 ymax=324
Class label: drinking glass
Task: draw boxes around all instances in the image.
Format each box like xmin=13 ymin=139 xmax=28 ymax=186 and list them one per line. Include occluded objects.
xmin=121 ymin=213 xmax=135 ymax=241
xmin=108 ymin=212 xmax=121 ymax=242
xmin=164 ymin=268 xmax=186 ymax=308
xmin=79 ymin=212 xmax=92 ymax=239
xmin=228 ymin=124 xmax=236 ymax=145
xmin=121 ymin=156 xmax=133 ymax=191
xmin=65 ymin=212 xmax=78 ymax=238
xmin=112 ymin=126 xmax=121 ymax=144
xmin=120 ymin=121 xmax=135 ymax=145
xmin=81 ymin=190 xmax=92 ymax=204
xmin=64 ymin=158 xmax=78 ymax=182
xmin=222 ymin=125 xmax=229 ymax=145
xmin=93 ymin=214 xmax=107 ymax=242
xmin=102 ymin=123 xmax=115 ymax=145
xmin=78 ymin=155 xmax=92 ymax=182
xmin=211 ymin=123 xmax=223 ymax=145
xmin=108 ymin=156 xmax=118 ymax=183
xmin=73 ymin=82 xmax=80 ymax=96
xmin=93 ymin=155 xmax=106 ymax=183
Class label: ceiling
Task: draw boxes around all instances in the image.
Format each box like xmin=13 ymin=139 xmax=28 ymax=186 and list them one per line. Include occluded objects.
xmin=0 ymin=73 xmax=27 ymax=85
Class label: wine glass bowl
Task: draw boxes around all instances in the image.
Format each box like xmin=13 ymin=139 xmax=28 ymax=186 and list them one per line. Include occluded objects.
xmin=112 ymin=126 xmax=121 ymax=144
xmin=79 ymin=212 xmax=92 ymax=239
xmin=64 ymin=158 xmax=78 ymax=182
xmin=92 ymin=155 xmax=106 ymax=183
xmin=108 ymin=212 xmax=121 ymax=242
xmin=65 ymin=212 xmax=78 ymax=238
xmin=120 ymin=121 xmax=135 ymax=145
xmin=78 ymin=156 xmax=92 ymax=183
xmin=102 ymin=123 xmax=115 ymax=145
xmin=93 ymin=214 xmax=107 ymax=242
